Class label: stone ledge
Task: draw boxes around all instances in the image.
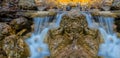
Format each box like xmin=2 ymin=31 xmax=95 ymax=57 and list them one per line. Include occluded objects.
xmin=91 ymin=10 xmax=120 ymax=18
xmin=17 ymin=11 xmax=57 ymax=18
xmin=0 ymin=10 xmax=120 ymax=18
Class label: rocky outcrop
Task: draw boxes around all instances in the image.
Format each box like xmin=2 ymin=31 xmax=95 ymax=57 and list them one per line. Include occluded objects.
xmin=0 ymin=11 xmax=120 ymax=58
xmin=0 ymin=0 xmax=120 ymax=58
xmin=47 ymin=13 xmax=100 ymax=58
xmin=3 ymin=35 xmax=29 ymax=58
xmin=0 ymin=12 xmax=101 ymax=58
xmin=0 ymin=16 xmax=32 ymax=58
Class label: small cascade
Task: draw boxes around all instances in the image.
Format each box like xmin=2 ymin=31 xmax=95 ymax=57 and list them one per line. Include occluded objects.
xmin=84 ymin=12 xmax=120 ymax=58
xmin=25 ymin=12 xmax=65 ymax=58
xmin=82 ymin=12 xmax=97 ymax=29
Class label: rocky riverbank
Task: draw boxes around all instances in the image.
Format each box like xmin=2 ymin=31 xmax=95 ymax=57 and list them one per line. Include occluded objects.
xmin=0 ymin=0 xmax=120 ymax=58
xmin=0 ymin=11 xmax=120 ymax=58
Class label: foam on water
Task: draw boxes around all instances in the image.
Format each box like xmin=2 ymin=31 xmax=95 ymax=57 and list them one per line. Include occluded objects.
xmin=84 ymin=12 xmax=120 ymax=58
xmin=25 ymin=13 xmax=64 ymax=58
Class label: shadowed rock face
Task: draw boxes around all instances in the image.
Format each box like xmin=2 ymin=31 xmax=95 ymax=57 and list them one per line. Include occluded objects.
xmin=115 ymin=19 xmax=120 ymax=32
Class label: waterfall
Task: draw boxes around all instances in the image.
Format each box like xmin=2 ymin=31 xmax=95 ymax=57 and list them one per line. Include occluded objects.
xmin=25 ymin=12 xmax=64 ymax=58
xmin=84 ymin=12 xmax=120 ymax=58
xmin=82 ymin=12 xmax=97 ymax=29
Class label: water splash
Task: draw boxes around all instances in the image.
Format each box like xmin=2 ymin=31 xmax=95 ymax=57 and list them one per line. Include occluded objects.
xmin=84 ymin=12 xmax=120 ymax=58
xmin=25 ymin=13 xmax=64 ymax=58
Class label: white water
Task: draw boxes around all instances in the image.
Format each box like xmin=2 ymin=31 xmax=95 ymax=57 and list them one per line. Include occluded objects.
xmin=84 ymin=12 xmax=120 ymax=58
xmin=25 ymin=13 xmax=64 ymax=58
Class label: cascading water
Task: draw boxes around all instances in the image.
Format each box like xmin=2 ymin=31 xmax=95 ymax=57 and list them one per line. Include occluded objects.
xmin=25 ymin=12 xmax=65 ymax=58
xmin=97 ymin=17 xmax=120 ymax=58
xmin=82 ymin=12 xmax=97 ymax=29
xmin=84 ymin=12 xmax=120 ymax=58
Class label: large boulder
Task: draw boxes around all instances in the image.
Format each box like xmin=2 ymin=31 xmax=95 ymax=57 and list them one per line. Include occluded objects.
xmin=47 ymin=13 xmax=100 ymax=58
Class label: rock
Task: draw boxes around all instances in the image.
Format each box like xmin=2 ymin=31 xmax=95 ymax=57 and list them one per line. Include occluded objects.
xmin=0 ymin=0 xmax=19 ymax=10
xmin=18 ymin=11 xmax=56 ymax=18
xmin=0 ymin=18 xmax=13 ymax=22
xmin=47 ymin=14 xmax=100 ymax=58
xmin=3 ymin=35 xmax=29 ymax=58
xmin=18 ymin=0 xmax=37 ymax=10
xmin=34 ymin=0 xmax=42 ymax=6
xmin=111 ymin=0 xmax=120 ymax=10
xmin=0 ymin=23 xmax=12 ymax=40
xmin=10 ymin=17 xmax=28 ymax=30
xmin=67 ymin=9 xmax=81 ymax=18
xmin=101 ymin=0 xmax=114 ymax=11
xmin=91 ymin=10 xmax=120 ymax=18
xmin=34 ymin=0 xmax=46 ymax=11
xmin=66 ymin=5 xmax=71 ymax=11
xmin=0 ymin=11 xmax=20 ymax=22
xmin=0 ymin=47 xmax=7 ymax=58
